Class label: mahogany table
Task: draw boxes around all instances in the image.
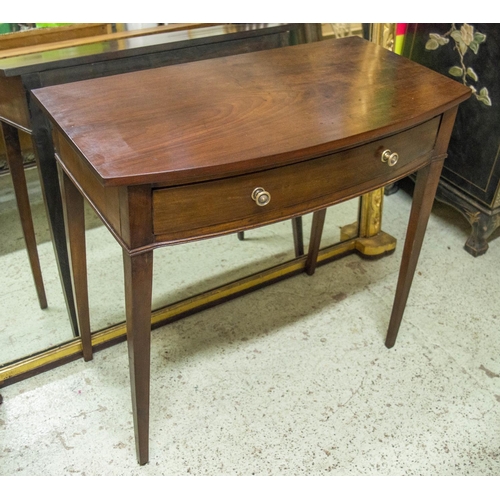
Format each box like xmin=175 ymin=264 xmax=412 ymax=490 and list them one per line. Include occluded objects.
xmin=33 ymin=37 xmax=470 ymax=465
xmin=0 ymin=23 xmax=308 ymax=338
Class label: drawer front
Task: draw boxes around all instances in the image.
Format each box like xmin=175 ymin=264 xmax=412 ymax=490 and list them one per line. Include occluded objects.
xmin=153 ymin=117 xmax=440 ymax=242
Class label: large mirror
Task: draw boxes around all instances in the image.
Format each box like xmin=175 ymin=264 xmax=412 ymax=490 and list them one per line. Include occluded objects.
xmin=0 ymin=22 xmax=390 ymax=380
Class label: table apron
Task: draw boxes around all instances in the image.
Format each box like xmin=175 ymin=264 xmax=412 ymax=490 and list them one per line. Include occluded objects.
xmin=152 ymin=117 xmax=440 ymax=244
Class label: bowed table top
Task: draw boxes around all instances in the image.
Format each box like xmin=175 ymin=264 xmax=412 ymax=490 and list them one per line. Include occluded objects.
xmin=33 ymin=36 xmax=469 ymax=189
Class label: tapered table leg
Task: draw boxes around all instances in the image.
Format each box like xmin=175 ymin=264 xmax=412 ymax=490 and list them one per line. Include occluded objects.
xmin=29 ymin=101 xmax=79 ymax=336
xmin=292 ymin=216 xmax=304 ymax=257
xmin=123 ymin=250 xmax=154 ymax=465
xmin=385 ymin=160 xmax=445 ymax=348
xmin=305 ymin=209 xmax=327 ymax=276
xmin=60 ymin=170 xmax=93 ymax=361
xmin=1 ymin=122 xmax=47 ymax=309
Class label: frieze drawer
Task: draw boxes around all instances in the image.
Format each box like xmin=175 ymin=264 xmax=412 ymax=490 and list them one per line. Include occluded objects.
xmin=152 ymin=116 xmax=440 ymax=243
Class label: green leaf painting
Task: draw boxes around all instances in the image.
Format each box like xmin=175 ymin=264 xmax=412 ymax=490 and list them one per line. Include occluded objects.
xmin=477 ymin=87 xmax=492 ymax=106
xmin=466 ymin=67 xmax=478 ymax=81
xmin=449 ymin=66 xmax=463 ymax=77
xmin=425 ymin=23 xmax=491 ymax=106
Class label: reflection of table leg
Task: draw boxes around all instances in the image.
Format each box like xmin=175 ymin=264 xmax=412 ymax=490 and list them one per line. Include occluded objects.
xmin=385 ymin=160 xmax=444 ymax=348
xmin=237 ymin=217 xmax=305 ymax=257
xmin=305 ymin=209 xmax=327 ymax=276
xmin=60 ymin=170 xmax=92 ymax=361
xmin=1 ymin=121 xmax=47 ymax=309
xmin=292 ymin=216 xmax=304 ymax=257
xmin=29 ymin=100 xmax=79 ymax=336
xmin=123 ymin=250 xmax=153 ymax=466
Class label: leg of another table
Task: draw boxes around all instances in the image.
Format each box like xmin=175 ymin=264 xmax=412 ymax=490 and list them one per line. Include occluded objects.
xmin=385 ymin=160 xmax=444 ymax=348
xmin=1 ymin=121 xmax=47 ymax=309
xmin=29 ymin=100 xmax=79 ymax=336
xmin=123 ymin=250 xmax=154 ymax=466
xmin=60 ymin=170 xmax=93 ymax=361
xmin=305 ymin=209 xmax=327 ymax=276
xmin=292 ymin=216 xmax=305 ymax=257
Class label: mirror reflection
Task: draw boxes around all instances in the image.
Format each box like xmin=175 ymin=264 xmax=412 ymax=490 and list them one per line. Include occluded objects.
xmin=0 ymin=21 xmax=367 ymax=370
xmin=0 ymin=163 xmax=359 ymax=365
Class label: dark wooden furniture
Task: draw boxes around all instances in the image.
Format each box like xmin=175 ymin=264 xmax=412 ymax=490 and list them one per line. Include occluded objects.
xmin=400 ymin=23 xmax=500 ymax=256
xmin=0 ymin=23 xmax=311 ymax=336
xmin=33 ymin=37 xmax=469 ymax=465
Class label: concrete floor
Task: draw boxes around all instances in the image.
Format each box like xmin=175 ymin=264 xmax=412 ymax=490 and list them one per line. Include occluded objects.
xmin=1 ymin=171 xmax=499 ymax=475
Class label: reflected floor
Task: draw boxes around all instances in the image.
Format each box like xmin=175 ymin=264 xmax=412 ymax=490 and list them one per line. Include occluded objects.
xmin=0 ymin=167 xmax=359 ymax=365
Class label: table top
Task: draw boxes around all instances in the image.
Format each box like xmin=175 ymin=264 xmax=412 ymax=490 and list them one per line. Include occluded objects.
xmin=33 ymin=37 xmax=470 ymax=188
xmin=0 ymin=24 xmax=299 ymax=77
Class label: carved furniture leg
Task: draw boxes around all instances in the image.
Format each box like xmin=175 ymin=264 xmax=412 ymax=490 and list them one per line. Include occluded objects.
xmin=434 ymin=178 xmax=500 ymax=257
xmin=1 ymin=121 xmax=47 ymax=309
xmin=305 ymin=209 xmax=327 ymax=276
xmin=123 ymin=250 xmax=154 ymax=466
xmin=60 ymin=170 xmax=93 ymax=361
xmin=464 ymin=211 xmax=500 ymax=257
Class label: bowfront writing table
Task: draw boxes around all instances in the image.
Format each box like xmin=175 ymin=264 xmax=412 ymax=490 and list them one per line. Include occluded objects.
xmin=33 ymin=37 xmax=470 ymax=465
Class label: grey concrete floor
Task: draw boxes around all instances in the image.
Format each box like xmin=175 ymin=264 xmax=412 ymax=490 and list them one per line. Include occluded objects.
xmin=1 ymin=171 xmax=499 ymax=476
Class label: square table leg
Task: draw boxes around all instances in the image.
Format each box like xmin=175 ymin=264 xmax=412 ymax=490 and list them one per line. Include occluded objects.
xmin=123 ymin=250 xmax=153 ymax=465
xmin=385 ymin=158 xmax=445 ymax=348
xmin=59 ymin=169 xmax=92 ymax=361
xmin=305 ymin=209 xmax=327 ymax=276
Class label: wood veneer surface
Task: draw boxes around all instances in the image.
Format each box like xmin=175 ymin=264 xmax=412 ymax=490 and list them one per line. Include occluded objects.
xmin=33 ymin=37 xmax=470 ymax=188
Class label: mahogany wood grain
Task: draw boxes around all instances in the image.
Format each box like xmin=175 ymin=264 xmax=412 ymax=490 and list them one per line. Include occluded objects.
xmin=33 ymin=38 xmax=470 ymax=465
xmin=151 ymin=118 xmax=439 ymax=244
xmin=33 ymin=38 xmax=468 ymax=189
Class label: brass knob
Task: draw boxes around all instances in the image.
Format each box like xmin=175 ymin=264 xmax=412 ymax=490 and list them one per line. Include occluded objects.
xmin=251 ymin=187 xmax=271 ymax=207
xmin=381 ymin=149 xmax=399 ymax=167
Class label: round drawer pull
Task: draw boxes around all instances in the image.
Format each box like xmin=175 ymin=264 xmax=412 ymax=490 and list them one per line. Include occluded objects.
xmin=381 ymin=149 xmax=399 ymax=167
xmin=251 ymin=187 xmax=271 ymax=207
